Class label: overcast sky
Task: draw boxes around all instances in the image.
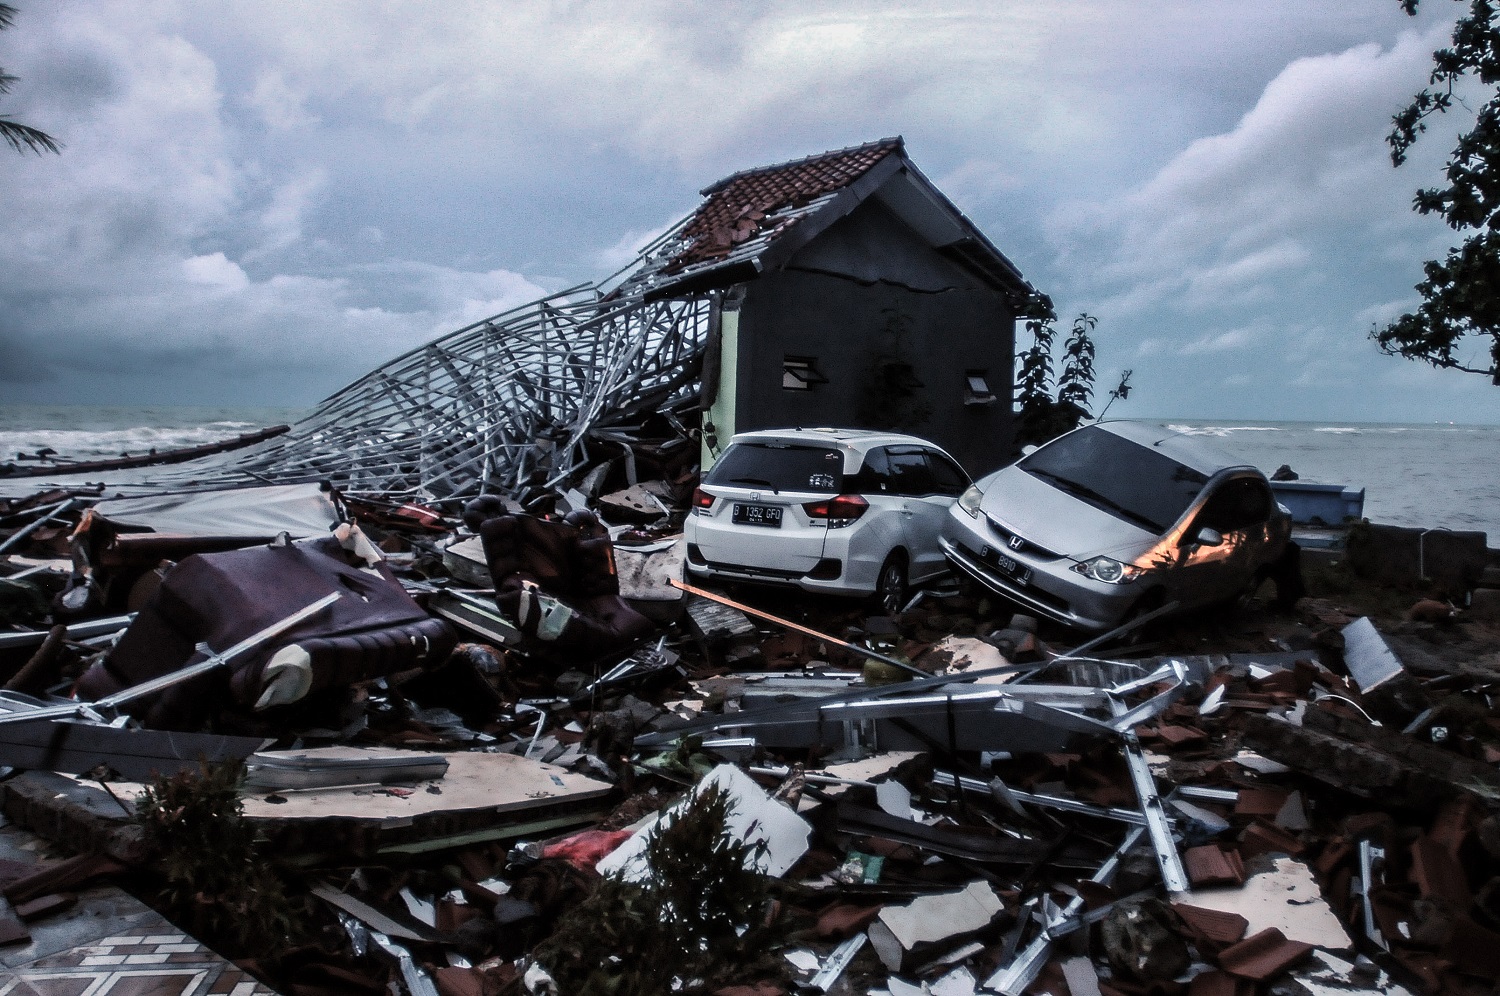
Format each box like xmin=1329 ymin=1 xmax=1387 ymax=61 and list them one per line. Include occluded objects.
xmin=3 ymin=0 xmax=1497 ymax=425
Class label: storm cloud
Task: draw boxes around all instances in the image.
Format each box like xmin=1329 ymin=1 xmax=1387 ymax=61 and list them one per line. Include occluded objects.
xmin=2 ymin=1 xmax=1493 ymax=422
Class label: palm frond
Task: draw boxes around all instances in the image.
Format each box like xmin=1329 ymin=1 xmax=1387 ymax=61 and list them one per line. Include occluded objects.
xmin=0 ymin=116 xmax=60 ymax=154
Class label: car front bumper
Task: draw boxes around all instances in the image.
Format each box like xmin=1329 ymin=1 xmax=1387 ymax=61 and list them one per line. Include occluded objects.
xmin=937 ymin=531 xmax=1140 ymax=634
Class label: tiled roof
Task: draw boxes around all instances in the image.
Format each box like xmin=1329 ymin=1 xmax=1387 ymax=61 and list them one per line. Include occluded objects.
xmin=663 ymin=137 xmax=903 ymax=273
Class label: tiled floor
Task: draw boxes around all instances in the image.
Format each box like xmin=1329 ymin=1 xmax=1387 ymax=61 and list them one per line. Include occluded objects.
xmin=0 ymin=820 xmax=277 ymax=996
xmin=1 ymin=922 xmax=277 ymax=995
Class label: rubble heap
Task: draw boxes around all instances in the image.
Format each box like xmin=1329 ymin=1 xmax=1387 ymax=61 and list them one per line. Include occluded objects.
xmin=2 ymin=466 xmax=1500 ymax=996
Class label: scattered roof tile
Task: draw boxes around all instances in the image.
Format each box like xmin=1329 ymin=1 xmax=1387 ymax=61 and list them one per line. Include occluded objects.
xmin=1238 ymin=820 xmax=1305 ymax=859
xmin=1217 ymin=928 xmax=1314 ymax=981
xmin=1184 ymin=845 xmax=1246 ymax=888
xmin=1233 ymin=786 xmax=1289 ymax=820
xmin=1172 ymin=903 xmax=1249 ymax=948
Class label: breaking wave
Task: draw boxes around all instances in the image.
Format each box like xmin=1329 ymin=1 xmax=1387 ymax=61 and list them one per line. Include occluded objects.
xmin=1165 ymin=424 xmax=1282 ymax=437
xmin=0 ymin=406 xmax=303 ymax=464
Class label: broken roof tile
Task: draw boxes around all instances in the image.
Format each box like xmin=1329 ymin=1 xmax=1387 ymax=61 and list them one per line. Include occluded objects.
xmin=1184 ymin=845 xmax=1246 ymax=888
xmin=1217 ymin=928 xmax=1314 ymax=981
xmin=1233 ymin=786 xmax=1290 ymax=820
xmin=1155 ymin=723 xmax=1210 ymax=749
xmin=1172 ymin=903 xmax=1249 ymax=947
xmin=1238 ymin=820 xmax=1305 ymax=859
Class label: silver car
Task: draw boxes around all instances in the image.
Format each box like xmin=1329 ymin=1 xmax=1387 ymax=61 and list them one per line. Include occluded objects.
xmin=940 ymin=421 xmax=1292 ymax=632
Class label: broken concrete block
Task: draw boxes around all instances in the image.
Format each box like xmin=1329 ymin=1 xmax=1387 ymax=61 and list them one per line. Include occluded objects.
xmin=867 ymin=880 xmax=1003 ymax=972
xmin=596 ymin=764 xmax=810 ymax=881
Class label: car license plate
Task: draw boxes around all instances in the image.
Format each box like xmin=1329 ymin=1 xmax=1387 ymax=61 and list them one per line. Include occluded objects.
xmin=984 ymin=546 xmax=1032 ymax=584
xmin=733 ymin=503 xmax=782 ymax=528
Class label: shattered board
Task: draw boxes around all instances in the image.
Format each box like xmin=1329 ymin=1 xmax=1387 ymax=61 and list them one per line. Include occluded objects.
xmin=597 ymin=764 xmax=810 ymax=881
xmin=240 ymin=751 xmax=611 ymax=821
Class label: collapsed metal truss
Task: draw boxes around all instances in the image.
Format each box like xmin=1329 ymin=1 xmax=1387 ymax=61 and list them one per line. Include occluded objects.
xmin=173 ymin=280 xmax=713 ymax=502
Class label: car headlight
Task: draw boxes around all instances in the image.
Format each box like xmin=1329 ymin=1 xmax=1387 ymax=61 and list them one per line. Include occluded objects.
xmin=1071 ymin=556 xmax=1143 ymax=584
xmin=957 ymin=484 xmax=984 ymax=518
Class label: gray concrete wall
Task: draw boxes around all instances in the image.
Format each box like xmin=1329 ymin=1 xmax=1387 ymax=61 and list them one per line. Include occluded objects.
xmin=732 ymin=200 xmax=1017 ymax=475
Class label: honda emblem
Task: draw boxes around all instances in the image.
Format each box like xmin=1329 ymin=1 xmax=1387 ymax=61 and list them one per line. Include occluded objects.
xmin=1008 ymin=534 xmax=1025 ymax=551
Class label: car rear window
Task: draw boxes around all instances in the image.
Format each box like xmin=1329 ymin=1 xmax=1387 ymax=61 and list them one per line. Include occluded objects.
xmin=1019 ymin=425 xmax=1208 ymax=533
xmin=705 ymin=442 xmax=844 ymax=493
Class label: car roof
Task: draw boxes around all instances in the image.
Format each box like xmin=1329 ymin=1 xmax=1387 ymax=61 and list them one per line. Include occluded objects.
xmin=728 ymin=427 xmax=947 ymax=454
xmin=1089 ymin=421 xmax=1259 ymax=476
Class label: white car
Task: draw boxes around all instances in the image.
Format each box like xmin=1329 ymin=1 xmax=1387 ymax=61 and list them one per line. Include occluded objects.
xmin=684 ymin=428 xmax=971 ymax=613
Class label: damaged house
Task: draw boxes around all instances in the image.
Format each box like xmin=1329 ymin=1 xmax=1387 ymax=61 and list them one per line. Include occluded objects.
xmin=650 ymin=138 xmax=1045 ymax=474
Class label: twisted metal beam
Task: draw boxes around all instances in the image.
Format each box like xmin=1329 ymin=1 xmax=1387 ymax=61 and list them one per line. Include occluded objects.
xmin=163 ymin=283 xmax=713 ymax=502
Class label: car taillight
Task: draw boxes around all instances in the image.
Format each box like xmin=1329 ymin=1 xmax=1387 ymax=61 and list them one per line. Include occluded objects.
xmin=692 ymin=487 xmax=714 ymax=511
xmin=802 ymin=494 xmax=868 ymax=526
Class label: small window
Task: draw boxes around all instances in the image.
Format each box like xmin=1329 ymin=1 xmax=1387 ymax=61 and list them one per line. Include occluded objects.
xmin=964 ymin=370 xmax=996 ymax=406
xmin=783 ymin=356 xmax=828 ymax=391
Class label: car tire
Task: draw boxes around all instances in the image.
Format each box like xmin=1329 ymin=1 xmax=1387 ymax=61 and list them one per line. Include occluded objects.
xmin=875 ymin=552 xmax=909 ymax=617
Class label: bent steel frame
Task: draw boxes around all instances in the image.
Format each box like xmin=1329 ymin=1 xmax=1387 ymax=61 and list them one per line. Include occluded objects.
xmin=191 ymin=284 xmax=713 ymax=501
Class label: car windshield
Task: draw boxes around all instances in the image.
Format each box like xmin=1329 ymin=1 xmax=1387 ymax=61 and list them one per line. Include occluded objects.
xmin=705 ymin=442 xmax=844 ymax=493
xmin=1018 ymin=425 xmax=1208 ymax=533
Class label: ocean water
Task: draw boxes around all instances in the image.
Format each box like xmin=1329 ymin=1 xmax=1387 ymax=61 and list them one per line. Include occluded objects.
xmin=1166 ymin=420 xmax=1500 ymax=542
xmin=1 ymin=406 xmax=1496 ymax=542
xmin=0 ymin=404 xmax=306 ymax=463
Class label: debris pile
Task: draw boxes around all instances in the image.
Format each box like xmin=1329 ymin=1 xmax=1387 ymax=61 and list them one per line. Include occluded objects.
xmin=2 ymin=472 xmax=1500 ymax=995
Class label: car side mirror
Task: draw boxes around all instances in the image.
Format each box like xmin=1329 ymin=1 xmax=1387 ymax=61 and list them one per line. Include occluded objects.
xmin=1193 ymin=526 xmax=1224 ymax=547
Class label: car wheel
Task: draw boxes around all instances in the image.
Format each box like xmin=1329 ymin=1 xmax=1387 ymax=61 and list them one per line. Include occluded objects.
xmin=875 ymin=552 xmax=909 ymax=617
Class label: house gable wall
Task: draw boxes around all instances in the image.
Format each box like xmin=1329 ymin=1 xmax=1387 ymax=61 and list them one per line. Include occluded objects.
xmin=731 ymin=198 xmax=1016 ymax=475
